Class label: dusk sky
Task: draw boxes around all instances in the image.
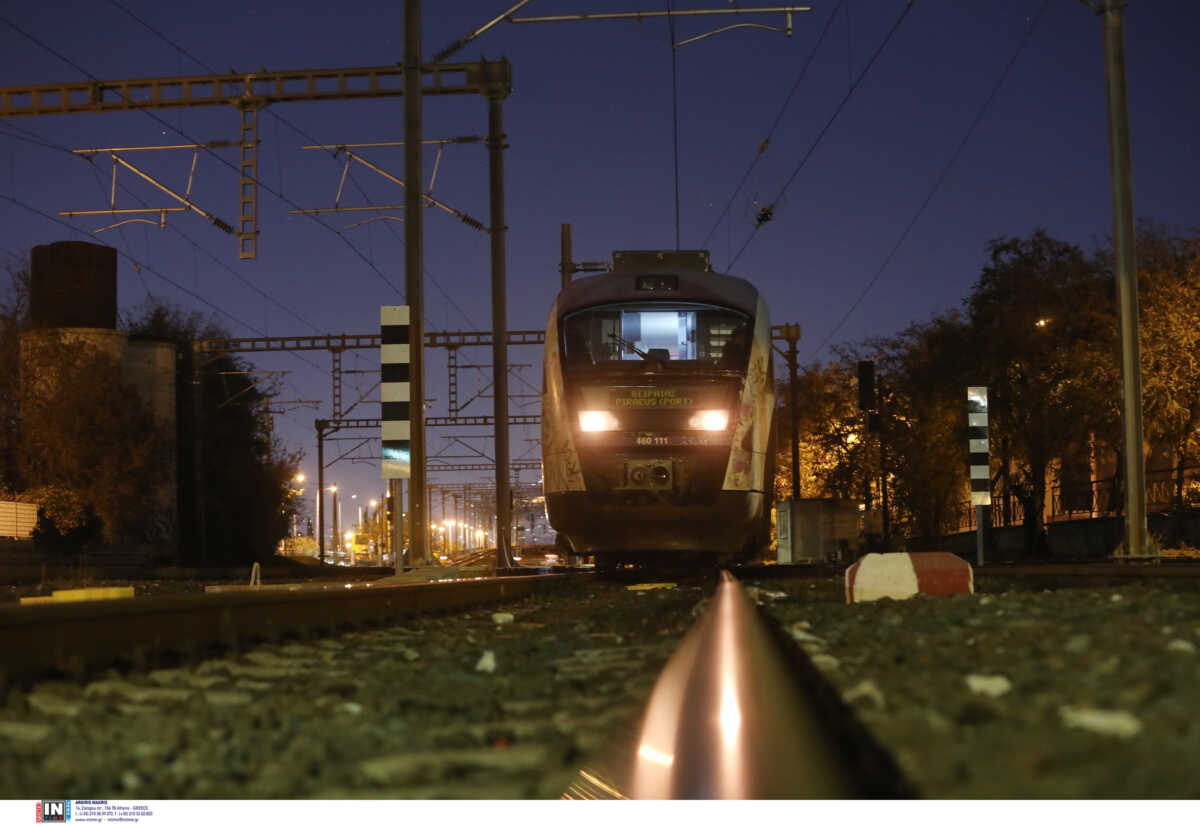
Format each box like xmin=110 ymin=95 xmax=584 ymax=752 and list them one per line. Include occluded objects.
xmin=2 ymin=1 xmax=1199 ymax=523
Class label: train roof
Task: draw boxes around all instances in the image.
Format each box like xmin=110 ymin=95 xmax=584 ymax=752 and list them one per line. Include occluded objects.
xmin=555 ymin=250 xmax=761 ymax=316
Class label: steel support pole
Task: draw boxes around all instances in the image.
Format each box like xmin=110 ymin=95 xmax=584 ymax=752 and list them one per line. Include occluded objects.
xmin=489 ymin=91 xmax=513 ymax=569
xmin=316 ymin=420 xmax=326 ymax=563
xmin=332 ymin=486 xmax=340 ymax=561
xmin=1101 ymin=0 xmax=1151 ymax=556
xmin=404 ymin=0 xmax=429 ymax=566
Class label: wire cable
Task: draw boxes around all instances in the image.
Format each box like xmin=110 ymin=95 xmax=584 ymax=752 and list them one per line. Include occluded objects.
xmin=103 ymin=0 xmax=486 ymax=335
xmin=727 ymin=1 xmax=914 ymax=270
xmin=0 ymin=119 xmax=325 ymax=336
xmin=804 ymin=0 xmax=1053 ymax=360
xmin=0 ymin=14 xmax=405 ymax=299
xmin=700 ymin=0 xmax=846 ymax=252
xmin=3 ymin=191 xmax=281 ymax=338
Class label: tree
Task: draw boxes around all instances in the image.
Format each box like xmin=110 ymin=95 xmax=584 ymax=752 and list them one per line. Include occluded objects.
xmin=19 ymin=329 xmax=170 ymax=545
xmin=772 ymin=361 xmax=863 ymax=502
xmin=0 ymin=265 xmax=29 ymax=488
xmin=867 ymin=314 xmax=974 ymax=541
xmin=966 ymin=230 xmax=1116 ymax=553
xmin=124 ymin=299 xmax=302 ymax=562
xmin=1133 ymin=224 xmax=1200 ymax=510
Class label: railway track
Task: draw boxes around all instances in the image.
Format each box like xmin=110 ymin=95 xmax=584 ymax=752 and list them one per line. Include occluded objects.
xmin=4 ymin=560 xmax=1197 ymax=797
xmin=0 ymin=571 xmax=580 ymax=685
xmin=563 ymin=570 xmax=909 ymax=799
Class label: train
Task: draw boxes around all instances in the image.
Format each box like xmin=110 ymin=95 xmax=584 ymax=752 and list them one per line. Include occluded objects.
xmin=541 ymin=249 xmax=776 ymax=569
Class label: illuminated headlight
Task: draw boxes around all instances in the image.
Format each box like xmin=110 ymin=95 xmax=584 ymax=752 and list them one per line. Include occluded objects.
xmin=688 ymin=409 xmax=729 ymax=431
xmin=578 ymin=410 xmax=620 ymax=432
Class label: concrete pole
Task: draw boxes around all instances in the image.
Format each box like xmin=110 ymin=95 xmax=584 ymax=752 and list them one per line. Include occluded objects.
xmin=404 ymin=0 xmax=429 ymax=566
xmin=1101 ymin=0 xmax=1151 ymax=556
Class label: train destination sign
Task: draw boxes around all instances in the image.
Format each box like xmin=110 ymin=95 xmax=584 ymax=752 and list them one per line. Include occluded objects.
xmin=612 ymin=388 xmax=697 ymax=409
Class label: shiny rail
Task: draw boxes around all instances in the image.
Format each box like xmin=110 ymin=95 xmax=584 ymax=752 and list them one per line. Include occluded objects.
xmin=567 ymin=570 xmax=894 ymax=799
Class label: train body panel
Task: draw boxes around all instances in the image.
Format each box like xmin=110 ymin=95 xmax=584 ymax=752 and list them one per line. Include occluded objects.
xmin=541 ymin=250 xmax=775 ymax=562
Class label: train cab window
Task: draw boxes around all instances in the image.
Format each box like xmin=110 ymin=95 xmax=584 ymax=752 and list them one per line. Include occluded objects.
xmin=561 ymin=303 xmax=750 ymax=370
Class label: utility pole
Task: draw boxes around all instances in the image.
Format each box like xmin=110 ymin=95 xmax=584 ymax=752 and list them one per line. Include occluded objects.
xmin=404 ymin=0 xmax=429 ymax=567
xmin=332 ymin=484 xmax=341 ymax=561
xmin=316 ymin=419 xmax=327 ymax=563
xmin=489 ymin=83 xmax=513 ymax=570
xmin=1095 ymin=0 xmax=1152 ymax=557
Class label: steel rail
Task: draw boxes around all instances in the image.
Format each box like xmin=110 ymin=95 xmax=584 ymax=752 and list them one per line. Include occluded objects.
xmin=0 ymin=574 xmax=577 ymax=685
xmin=567 ymin=571 xmax=872 ymax=799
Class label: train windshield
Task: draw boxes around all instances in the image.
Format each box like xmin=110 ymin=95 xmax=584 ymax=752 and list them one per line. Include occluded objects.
xmin=561 ymin=302 xmax=751 ymax=370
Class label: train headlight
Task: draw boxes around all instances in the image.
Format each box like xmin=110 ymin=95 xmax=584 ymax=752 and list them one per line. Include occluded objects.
xmin=688 ymin=409 xmax=729 ymax=431
xmin=578 ymin=410 xmax=620 ymax=432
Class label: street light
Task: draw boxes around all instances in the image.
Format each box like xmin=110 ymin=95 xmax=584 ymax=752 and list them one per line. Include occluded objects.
xmin=289 ymin=474 xmax=307 ymax=539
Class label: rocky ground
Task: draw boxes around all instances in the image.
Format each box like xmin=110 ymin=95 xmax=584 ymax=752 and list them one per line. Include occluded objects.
xmin=0 ymin=578 xmax=703 ymax=799
xmin=756 ymin=571 xmax=1200 ymax=798
xmin=4 ymin=567 xmax=1199 ymax=799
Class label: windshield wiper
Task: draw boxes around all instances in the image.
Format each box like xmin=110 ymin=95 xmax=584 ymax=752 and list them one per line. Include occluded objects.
xmin=607 ymin=332 xmax=664 ymax=369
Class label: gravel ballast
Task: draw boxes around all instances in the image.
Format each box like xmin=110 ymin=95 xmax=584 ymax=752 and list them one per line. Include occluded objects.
xmin=0 ymin=579 xmax=703 ymax=799
xmin=756 ymin=572 xmax=1200 ymax=798
xmin=5 ymin=569 xmax=1199 ymax=799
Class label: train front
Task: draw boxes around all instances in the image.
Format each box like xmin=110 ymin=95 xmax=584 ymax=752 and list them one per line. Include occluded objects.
xmin=541 ymin=250 xmax=775 ymax=566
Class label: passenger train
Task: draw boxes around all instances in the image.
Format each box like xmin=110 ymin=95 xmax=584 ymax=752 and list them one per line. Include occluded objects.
xmin=541 ymin=250 xmax=775 ymax=568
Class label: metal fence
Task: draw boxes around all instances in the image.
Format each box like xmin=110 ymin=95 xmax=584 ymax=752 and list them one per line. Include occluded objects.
xmin=942 ymin=465 xmax=1200 ymax=534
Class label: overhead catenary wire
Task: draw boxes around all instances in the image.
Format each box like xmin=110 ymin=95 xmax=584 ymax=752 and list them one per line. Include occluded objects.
xmin=0 ymin=14 xmax=405 ymax=301
xmin=0 ymin=124 xmax=328 ymax=400
xmin=0 ymin=119 xmax=326 ymax=346
xmin=103 ymin=0 xmax=504 ymax=449
xmin=3 ymin=191 xmax=296 ymax=343
xmin=0 ymin=192 xmax=324 ymax=405
xmin=8 ymin=6 xmax=559 ymax=468
xmin=6 ymin=5 xmax=495 ymax=422
xmin=700 ymin=0 xmax=847 ymax=252
xmin=103 ymin=0 xmax=488 ymax=337
xmin=804 ymin=0 xmax=1053 ymax=361
xmin=726 ymin=0 xmax=914 ymax=270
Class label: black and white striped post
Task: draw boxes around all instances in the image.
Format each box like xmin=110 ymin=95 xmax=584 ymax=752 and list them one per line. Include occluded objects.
xmin=382 ymin=306 xmax=411 ymax=569
xmin=967 ymin=386 xmax=990 ymax=567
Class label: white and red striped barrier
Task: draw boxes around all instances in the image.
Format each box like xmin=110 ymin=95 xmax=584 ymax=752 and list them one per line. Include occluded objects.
xmin=844 ymin=552 xmax=974 ymax=604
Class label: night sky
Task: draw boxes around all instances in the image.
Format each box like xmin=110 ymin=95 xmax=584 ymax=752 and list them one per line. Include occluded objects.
xmin=2 ymin=1 xmax=1198 ymax=522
